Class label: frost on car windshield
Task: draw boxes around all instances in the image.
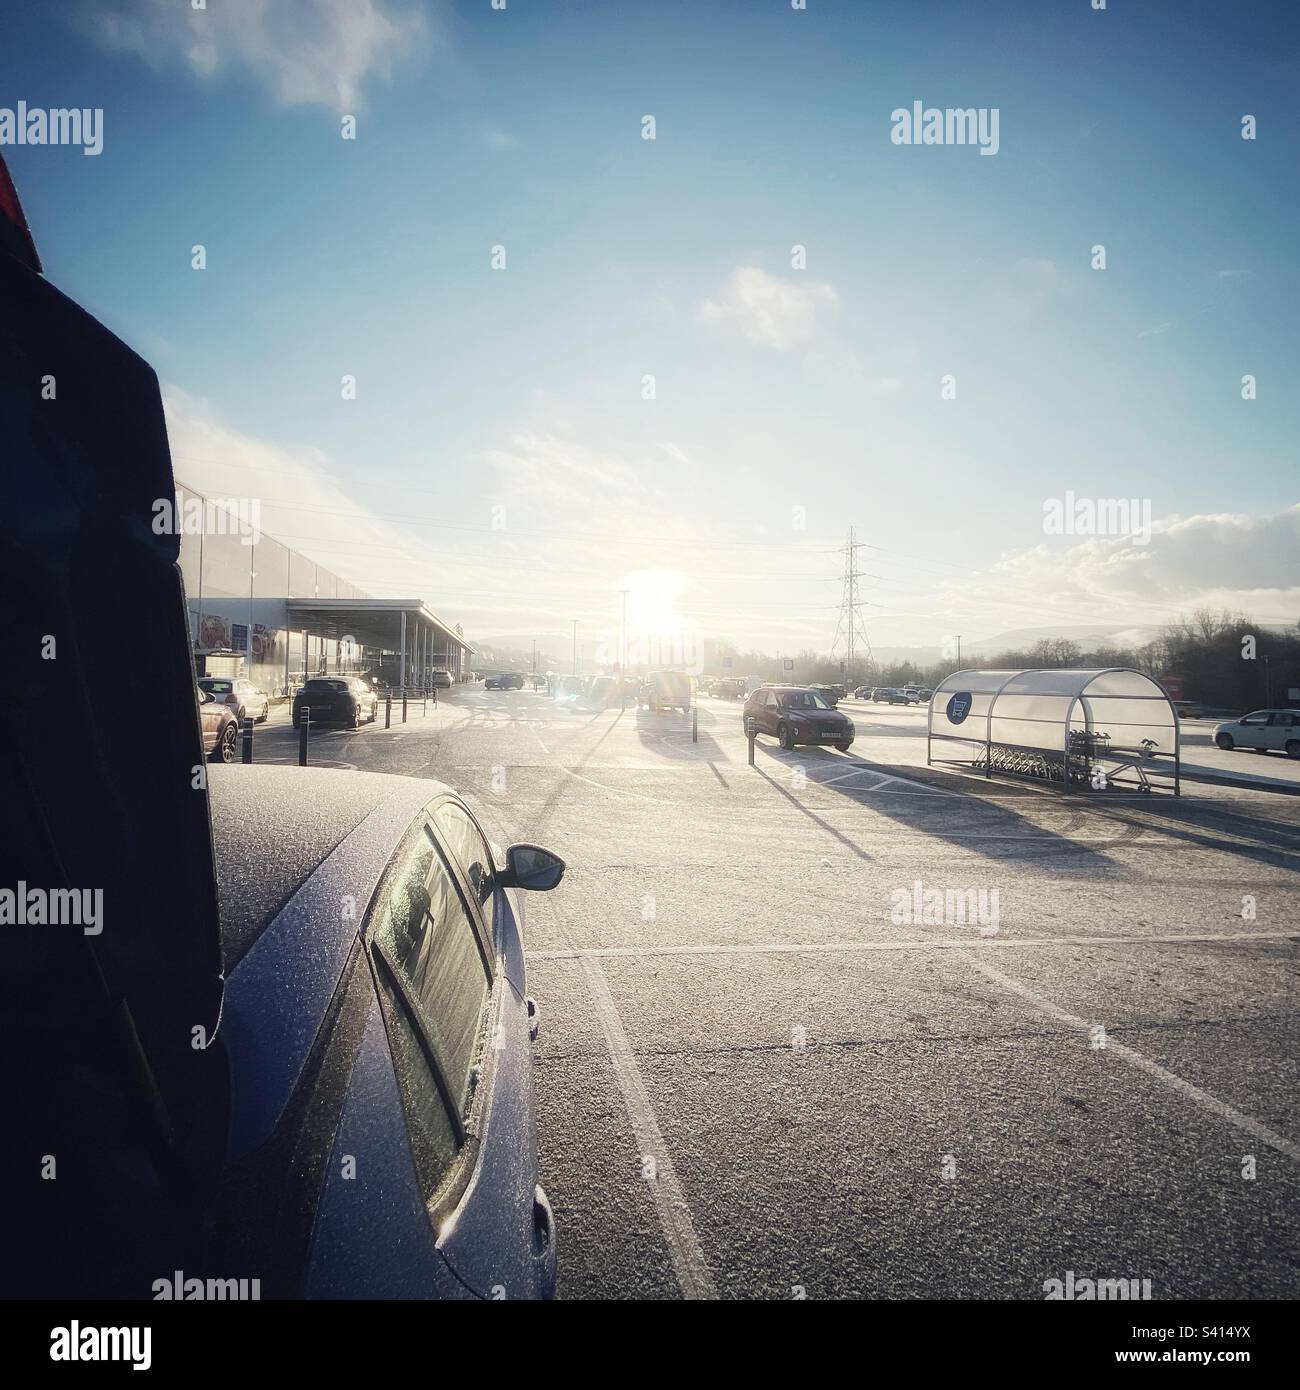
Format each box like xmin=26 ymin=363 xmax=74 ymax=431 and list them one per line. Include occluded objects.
xmin=782 ymin=691 xmax=829 ymax=710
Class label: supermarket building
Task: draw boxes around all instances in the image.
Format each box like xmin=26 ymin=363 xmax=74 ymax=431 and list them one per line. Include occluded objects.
xmin=175 ymin=480 xmax=474 ymax=695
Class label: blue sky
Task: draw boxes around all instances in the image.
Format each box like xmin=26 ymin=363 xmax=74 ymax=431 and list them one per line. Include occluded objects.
xmin=3 ymin=0 xmax=1297 ymax=656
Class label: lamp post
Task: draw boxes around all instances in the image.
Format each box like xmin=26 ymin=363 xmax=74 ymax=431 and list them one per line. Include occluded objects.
xmin=619 ymin=588 xmax=630 ymax=710
xmin=248 ymin=569 xmax=256 ymax=674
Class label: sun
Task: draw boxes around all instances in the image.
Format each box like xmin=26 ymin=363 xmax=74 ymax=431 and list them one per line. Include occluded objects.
xmin=620 ymin=570 xmax=685 ymax=634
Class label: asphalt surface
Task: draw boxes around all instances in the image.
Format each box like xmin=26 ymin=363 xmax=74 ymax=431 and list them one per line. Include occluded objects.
xmin=247 ymin=687 xmax=1300 ymax=1299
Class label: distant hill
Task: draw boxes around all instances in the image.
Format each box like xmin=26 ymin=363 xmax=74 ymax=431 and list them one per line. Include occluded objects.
xmin=868 ymin=624 xmax=1161 ymax=666
xmin=868 ymin=620 xmax=1294 ymax=666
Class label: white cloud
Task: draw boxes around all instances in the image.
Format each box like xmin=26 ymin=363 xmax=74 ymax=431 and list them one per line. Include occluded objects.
xmin=700 ymin=266 xmax=839 ymax=349
xmin=926 ymin=506 xmax=1300 ymax=632
xmin=81 ymin=0 xmax=433 ymax=110
xmin=162 ymin=385 xmax=455 ymax=604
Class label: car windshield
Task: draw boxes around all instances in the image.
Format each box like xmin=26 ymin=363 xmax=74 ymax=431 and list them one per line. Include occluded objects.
xmin=306 ymin=679 xmax=348 ymax=692
xmin=782 ymin=690 xmax=830 ymax=710
xmin=201 ymin=680 xmax=233 ymax=693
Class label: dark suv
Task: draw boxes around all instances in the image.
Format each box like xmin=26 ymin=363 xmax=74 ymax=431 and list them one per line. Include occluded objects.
xmin=743 ymin=686 xmax=855 ymax=751
xmin=292 ymin=676 xmax=379 ymax=728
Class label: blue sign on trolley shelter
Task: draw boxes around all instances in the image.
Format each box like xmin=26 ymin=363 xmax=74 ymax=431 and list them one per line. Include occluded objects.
xmin=947 ymin=691 xmax=973 ymax=724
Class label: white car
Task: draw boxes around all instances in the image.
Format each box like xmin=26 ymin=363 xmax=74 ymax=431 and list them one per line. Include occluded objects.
xmin=1213 ymin=709 xmax=1300 ymax=759
xmin=197 ymin=676 xmax=271 ymax=724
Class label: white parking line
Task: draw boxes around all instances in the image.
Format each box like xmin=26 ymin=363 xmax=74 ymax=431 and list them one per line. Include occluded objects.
xmin=557 ymin=765 xmax=679 ymax=806
xmin=962 ymin=952 xmax=1300 ymax=1164
xmin=578 ymin=954 xmax=718 ymax=1300
xmin=532 ymin=930 xmax=1299 ymax=962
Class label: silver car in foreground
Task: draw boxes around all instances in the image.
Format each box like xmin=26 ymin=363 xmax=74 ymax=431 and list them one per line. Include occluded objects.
xmin=209 ymin=764 xmax=561 ymax=1298
xmin=1212 ymin=709 xmax=1300 ymax=759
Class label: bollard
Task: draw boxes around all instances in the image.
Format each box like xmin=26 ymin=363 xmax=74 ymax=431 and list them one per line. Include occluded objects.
xmin=402 ymin=691 xmax=408 ymax=723
xmin=299 ymin=708 xmax=310 ymax=766
xmin=385 ymin=694 xmax=392 ymax=728
xmin=241 ymin=716 xmax=254 ymax=764
xmin=432 ymin=686 xmax=438 ymax=707
xmin=692 ymin=706 xmax=698 ymax=743
xmin=423 ymin=688 xmax=428 ymax=716
xmin=746 ymin=716 xmax=756 ymax=766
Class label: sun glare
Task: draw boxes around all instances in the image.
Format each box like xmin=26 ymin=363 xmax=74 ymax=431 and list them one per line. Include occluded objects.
xmin=620 ymin=570 xmax=686 ymax=634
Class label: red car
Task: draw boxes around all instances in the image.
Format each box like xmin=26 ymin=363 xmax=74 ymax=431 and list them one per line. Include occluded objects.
xmin=743 ymin=685 xmax=855 ymax=751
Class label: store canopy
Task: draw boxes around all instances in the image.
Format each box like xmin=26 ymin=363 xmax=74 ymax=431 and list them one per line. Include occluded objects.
xmin=286 ymin=598 xmax=475 ymax=657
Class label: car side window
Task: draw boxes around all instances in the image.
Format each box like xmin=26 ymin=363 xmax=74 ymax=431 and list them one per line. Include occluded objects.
xmin=433 ymin=801 xmax=496 ymax=907
xmin=375 ymin=965 xmax=460 ymax=1198
xmin=374 ymin=827 xmax=492 ymax=1121
xmin=1241 ymin=712 xmax=1267 ymax=725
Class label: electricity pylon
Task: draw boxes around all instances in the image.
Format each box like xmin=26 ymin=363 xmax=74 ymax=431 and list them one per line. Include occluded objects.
xmin=830 ymin=526 xmax=874 ymax=683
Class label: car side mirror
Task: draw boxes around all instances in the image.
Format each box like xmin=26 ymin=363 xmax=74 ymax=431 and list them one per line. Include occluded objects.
xmin=500 ymin=843 xmax=566 ymax=892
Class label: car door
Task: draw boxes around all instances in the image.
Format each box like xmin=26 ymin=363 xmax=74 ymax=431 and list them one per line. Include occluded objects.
xmin=760 ymin=690 xmax=780 ymax=734
xmin=1266 ymin=712 xmax=1294 ymax=750
xmin=338 ymin=802 xmax=547 ymax=1299
xmin=427 ymin=797 xmax=553 ymax=1297
xmin=196 ymin=688 xmax=221 ymax=754
xmin=348 ymin=818 xmax=508 ymax=1283
xmin=1236 ymin=711 xmax=1270 ymax=748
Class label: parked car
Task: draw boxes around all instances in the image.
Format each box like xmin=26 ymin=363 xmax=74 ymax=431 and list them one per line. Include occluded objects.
xmin=1213 ymin=710 xmax=1300 ymax=758
xmin=641 ymin=669 xmax=692 ymax=713
xmin=485 ymin=672 xmax=524 ymax=691
xmin=198 ymin=675 xmax=271 ymax=724
xmin=206 ymin=763 xmax=562 ymax=1297
xmin=198 ymin=685 xmax=242 ymax=762
xmin=853 ymin=686 xmax=876 ymax=700
xmin=4 ymin=154 xmax=556 ymax=1301
xmin=743 ymin=685 xmax=855 ymax=751
xmin=430 ymin=668 xmax=453 ymax=689
xmin=808 ymin=684 xmax=842 ymax=706
xmin=551 ymin=674 xmax=586 ymax=701
xmin=293 ymin=676 xmax=379 ymax=728
xmin=587 ymin=674 xmax=619 ymax=708
xmin=716 ymin=678 xmax=746 ymax=699
xmin=873 ymin=687 xmax=910 ymax=705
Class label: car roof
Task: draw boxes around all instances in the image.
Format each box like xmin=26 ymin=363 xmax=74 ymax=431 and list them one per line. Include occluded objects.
xmin=207 ymin=764 xmax=453 ymax=969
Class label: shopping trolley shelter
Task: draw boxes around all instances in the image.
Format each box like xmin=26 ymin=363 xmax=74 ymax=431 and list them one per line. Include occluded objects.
xmin=927 ymin=668 xmax=1180 ymax=794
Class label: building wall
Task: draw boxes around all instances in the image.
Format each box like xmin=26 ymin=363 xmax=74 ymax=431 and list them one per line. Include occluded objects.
xmin=176 ymin=481 xmax=370 ymax=694
xmin=175 ymin=481 xmax=471 ymax=690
